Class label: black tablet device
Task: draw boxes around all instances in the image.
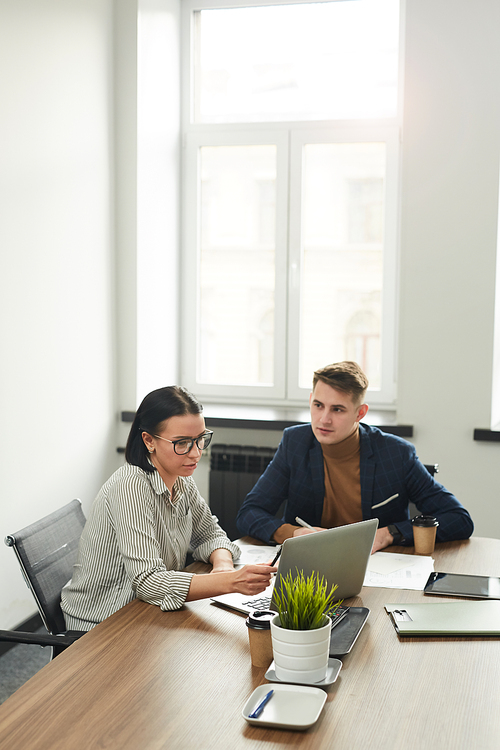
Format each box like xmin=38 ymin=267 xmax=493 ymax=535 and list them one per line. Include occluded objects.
xmin=424 ymin=571 xmax=500 ymax=599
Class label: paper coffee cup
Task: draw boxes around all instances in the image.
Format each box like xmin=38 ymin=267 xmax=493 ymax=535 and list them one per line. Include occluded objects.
xmin=246 ymin=610 xmax=274 ymax=668
xmin=412 ymin=515 xmax=439 ymax=555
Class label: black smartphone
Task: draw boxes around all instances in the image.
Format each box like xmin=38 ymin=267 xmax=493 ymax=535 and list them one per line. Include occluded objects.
xmin=329 ymin=604 xmax=350 ymax=629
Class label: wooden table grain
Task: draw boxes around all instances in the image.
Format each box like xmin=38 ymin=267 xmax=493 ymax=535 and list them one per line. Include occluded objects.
xmin=0 ymin=537 xmax=499 ymax=750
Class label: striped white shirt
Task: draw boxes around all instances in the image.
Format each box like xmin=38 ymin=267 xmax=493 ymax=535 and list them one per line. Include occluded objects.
xmin=61 ymin=463 xmax=240 ymax=630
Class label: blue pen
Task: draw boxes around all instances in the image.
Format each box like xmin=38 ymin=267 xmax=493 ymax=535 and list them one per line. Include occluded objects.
xmin=248 ymin=689 xmax=274 ymax=718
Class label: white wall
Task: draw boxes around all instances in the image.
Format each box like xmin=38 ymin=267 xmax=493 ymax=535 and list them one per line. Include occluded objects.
xmin=0 ymin=0 xmax=118 ymax=629
xmin=114 ymin=0 xmax=182 ymax=456
xmin=137 ymin=0 xmax=181 ymax=398
xmin=115 ymin=0 xmax=181 ymax=449
xmin=397 ymin=0 xmax=500 ymax=538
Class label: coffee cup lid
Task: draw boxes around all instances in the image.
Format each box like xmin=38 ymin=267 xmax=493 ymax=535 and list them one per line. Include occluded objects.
xmin=246 ymin=610 xmax=275 ymax=629
xmin=411 ymin=514 xmax=439 ymax=528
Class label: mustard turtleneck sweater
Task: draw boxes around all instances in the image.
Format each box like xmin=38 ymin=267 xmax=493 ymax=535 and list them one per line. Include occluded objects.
xmin=320 ymin=425 xmax=363 ymax=528
xmin=271 ymin=425 xmax=363 ymax=544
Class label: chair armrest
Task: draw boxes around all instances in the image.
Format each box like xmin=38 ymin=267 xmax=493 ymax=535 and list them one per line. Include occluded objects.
xmin=0 ymin=630 xmax=84 ymax=648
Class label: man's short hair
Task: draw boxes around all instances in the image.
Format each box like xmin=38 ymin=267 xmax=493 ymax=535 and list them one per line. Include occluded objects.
xmin=312 ymin=361 xmax=369 ymax=404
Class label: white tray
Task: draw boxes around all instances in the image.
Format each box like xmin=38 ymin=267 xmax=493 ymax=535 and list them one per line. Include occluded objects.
xmin=265 ymin=657 xmax=342 ymax=687
xmin=242 ymin=683 xmax=327 ymax=730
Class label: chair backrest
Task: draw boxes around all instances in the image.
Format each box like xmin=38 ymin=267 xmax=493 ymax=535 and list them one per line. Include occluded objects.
xmin=5 ymin=499 xmax=86 ymax=634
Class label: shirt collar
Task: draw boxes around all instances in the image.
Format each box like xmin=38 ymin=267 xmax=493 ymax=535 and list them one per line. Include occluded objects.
xmin=146 ymin=459 xmax=183 ymax=500
xmin=149 ymin=467 xmax=169 ymax=496
xmin=145 ymin=457 xmax=168 ymax=495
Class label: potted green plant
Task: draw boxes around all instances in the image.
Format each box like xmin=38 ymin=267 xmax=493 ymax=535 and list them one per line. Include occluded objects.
xmin=270 ymin=569 xmax=342 ymax=684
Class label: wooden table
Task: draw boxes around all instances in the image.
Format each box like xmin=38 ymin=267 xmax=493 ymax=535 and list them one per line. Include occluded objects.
xmin=1 ymin=537 xmax=499 ymax=750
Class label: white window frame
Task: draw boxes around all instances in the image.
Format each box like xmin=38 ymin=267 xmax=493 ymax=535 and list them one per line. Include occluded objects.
xmin=181 ymin=0 xmax=401 ymax=408
xmin=287 ymin=123 xmax=400 ymax=404
xmin=181 ymin=128 xmax=290 ymax=401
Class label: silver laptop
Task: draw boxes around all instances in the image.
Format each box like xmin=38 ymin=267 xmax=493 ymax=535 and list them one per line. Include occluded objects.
xmin=211 ymin=518 xmax=378 ymax=615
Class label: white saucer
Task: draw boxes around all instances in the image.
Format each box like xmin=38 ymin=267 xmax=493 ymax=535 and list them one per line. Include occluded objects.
xmin=264 ymin=657 xmax=342 ymax=687
xmin=242 ymin=683 xmax=327 ymax=730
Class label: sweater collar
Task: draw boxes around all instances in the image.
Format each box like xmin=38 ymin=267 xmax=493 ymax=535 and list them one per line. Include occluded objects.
xmin=320 ymin=424 xmax=360 ymax=460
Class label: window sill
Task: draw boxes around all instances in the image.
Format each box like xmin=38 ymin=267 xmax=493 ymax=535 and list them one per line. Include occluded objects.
xmin=121 ymin=405 xmax=413 ymax=438
xmin=473 ymin=429 xmax=500 ymax=442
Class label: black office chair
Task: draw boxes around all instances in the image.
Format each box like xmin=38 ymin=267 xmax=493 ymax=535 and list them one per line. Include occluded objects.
xmin=0 ymin=499 xmax=87 ymax=659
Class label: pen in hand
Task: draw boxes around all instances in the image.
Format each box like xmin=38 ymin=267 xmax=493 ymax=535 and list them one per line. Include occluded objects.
xmin=295 ymin=516 xmax=315 ymax=531
xmin=270 ymin=547 xmax=282 ymax=567
xmin=248 ymin=689 xmax=274 ymax=718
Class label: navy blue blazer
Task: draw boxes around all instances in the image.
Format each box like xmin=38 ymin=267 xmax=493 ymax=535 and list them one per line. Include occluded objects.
xmin=236 ymin=423 xmax=473 ymax=545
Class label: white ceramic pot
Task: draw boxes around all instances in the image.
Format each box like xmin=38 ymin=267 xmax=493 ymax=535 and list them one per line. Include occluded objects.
xmin=270 ymin=614 xmax=331 ymax=684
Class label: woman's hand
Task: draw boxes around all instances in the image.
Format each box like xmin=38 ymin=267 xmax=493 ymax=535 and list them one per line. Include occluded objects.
xmin=185 ymin=559 xmax=276 ymax=602
xmin=230 ymin=564 xmax=277 ymax=596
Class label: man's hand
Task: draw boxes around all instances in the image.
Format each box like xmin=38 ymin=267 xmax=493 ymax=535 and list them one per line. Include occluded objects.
xmin=292 ymin=524 xmax=396 ymax=552
xmin=371 ymin=526 xmax=394 ymax=553
xmin=292 ymin=526 xmax=326 ymax=537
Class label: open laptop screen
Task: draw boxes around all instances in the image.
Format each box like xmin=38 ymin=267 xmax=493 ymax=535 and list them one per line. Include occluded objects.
xmin=211 ymin=518 xmax=378 ymax=615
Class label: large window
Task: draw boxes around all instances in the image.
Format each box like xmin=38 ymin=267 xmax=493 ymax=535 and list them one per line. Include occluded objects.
xmin=181 ymin=0 xmax=401 ymax=405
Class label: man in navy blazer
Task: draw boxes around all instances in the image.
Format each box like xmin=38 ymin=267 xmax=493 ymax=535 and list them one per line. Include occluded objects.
xmin=236 ymin=361 xmax=473 ymax=552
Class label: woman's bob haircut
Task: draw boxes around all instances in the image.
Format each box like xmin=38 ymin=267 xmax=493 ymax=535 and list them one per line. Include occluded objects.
xmin=125 ymin=386 xmax=203 ymax=472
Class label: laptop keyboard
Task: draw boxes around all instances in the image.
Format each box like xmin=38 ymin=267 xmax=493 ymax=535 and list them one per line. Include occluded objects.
xmin=241 ymin=597 xmax=272 ymax=611
xmin=240 ymin=600 xmax=350 ymax=627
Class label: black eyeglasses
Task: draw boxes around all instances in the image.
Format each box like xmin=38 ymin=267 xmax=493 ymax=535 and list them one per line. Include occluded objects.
xmin=153 ymin=430 xmax=214 ymax=455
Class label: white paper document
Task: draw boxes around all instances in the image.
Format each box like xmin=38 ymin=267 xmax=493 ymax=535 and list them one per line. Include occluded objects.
xmin=363 ymin=552 xmax=434 ymax=591
xmin=234 ymin=542 xmax=278 ymax=567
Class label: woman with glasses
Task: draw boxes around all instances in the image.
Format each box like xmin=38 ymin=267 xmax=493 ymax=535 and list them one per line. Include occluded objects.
xmin=61 ymin=386 xmax=276 ymax=631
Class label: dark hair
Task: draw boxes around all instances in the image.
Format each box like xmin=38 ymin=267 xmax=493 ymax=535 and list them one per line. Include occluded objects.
xmin=312 ymin=361 xmax=369 ymax=405
xmin=125 ymin=386 xmax=203 ymax=472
